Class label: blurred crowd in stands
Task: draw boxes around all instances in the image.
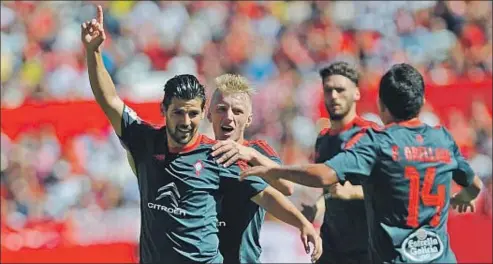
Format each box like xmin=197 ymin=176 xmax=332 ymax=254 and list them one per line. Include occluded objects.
xmin=1 ymin=1 xmax=492 ymax=245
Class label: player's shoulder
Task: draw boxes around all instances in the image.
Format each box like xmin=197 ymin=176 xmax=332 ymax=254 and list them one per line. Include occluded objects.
xmin=247 ymin=139 xmax=280 ymax=158
xmin=316 ymin=127 xmax=331 ymax=142
xmin=355 ymin=116 xmax=382 ymax=130
xmin=426 ymin=124 xmax=457 ymax=147
xmin=350 ymin=117 xmax=385 ymax=137
xmin=429 ymin=124 xmax=451 ymax=135
xmin=343 ymin=123 xmax=385 ymax=150
xmin=318 ymin=127 xmax=331 ymax=137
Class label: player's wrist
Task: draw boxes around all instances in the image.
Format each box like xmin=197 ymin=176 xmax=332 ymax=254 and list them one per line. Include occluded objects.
xmin=267 ymin=167 xmax=282 ymax=180
xmin=298 ymin=217 xmax=312 ymax=230
xmin=248 ymin=148 xmax=262 ymax=165
xmin=85 ymin=47 xmax=103 ymax=55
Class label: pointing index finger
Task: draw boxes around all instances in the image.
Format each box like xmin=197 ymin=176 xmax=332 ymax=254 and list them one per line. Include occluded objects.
xmin=97 ymin=5 xmax=104 ymax=25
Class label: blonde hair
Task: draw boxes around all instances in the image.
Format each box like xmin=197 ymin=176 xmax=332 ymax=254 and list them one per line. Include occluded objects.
xmin=214 ymin=74 xmax=255 ymax=97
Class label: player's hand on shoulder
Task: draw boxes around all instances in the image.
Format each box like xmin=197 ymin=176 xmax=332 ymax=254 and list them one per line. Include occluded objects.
xmin=211 ymin=140 xmax=257 ymax=167
xmin=450 ymin=191 xmax=476 ymax=213
xmin=328 ymin=181 xmax=357 ymax=200
xmin=81 ymin=5 xmax=106 ymax=52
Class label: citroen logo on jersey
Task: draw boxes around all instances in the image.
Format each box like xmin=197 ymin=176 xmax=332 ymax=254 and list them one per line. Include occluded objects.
xmin=148 ymin=182 xmax=186 ymax=216
xmin=155 ymin=182 xmax=181 ymax=206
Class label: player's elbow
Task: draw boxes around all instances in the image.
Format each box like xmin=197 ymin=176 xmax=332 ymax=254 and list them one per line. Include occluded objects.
xmin=308 ymin=164 xmax=338 ymax=187
xmin=319 ymin=176 xmax=334 ymax=187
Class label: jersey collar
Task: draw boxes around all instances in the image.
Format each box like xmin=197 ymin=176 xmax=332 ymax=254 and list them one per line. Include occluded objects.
xmin=329 ymin=115 xmax=364 ymax=135
xmin=168 ymin=134 xmax=203 ymax=154
xmin=385 ymin=118 xmax=423 ymax=128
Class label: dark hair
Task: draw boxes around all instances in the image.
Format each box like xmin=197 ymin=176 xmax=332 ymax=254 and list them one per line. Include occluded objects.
xmin=319 ymin=61 xmax=359 ymax=86
xmin=161 ymin=74 xmax=206 ymax=111
xmin=379 ymin=63 xmax=425 ymax=121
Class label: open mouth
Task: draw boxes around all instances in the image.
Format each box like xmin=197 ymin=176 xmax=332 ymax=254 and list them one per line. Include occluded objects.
xmin=221 ymin=125 xmax=234 ymax=133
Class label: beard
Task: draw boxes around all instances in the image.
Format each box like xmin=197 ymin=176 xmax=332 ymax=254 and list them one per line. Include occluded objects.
xmin=326 ymin=102 xmax=353 ymax=121
xmin=167 ymin=125 xmax=196 ymax=146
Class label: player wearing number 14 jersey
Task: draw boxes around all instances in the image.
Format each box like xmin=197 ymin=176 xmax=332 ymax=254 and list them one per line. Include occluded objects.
xmin=239 ymin=63 xmax=483 ymax=263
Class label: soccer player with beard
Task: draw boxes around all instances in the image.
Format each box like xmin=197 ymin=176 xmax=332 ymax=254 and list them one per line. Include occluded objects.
xmin=302 ymin=62 xmax=380 ymax=264
xmin=205 ymin=74 xmax=295 ymax=263
xmin=240 ymin=63 xmax=483 ymax=263
xmin=82 ymin=6 xmax=321 ymax=263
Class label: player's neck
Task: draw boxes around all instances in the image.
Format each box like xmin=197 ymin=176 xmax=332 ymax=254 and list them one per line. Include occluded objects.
xmin=167 ymin=133 xmax=201 ymax=152
xmin=330 ymin=112 xmax=358 ymax=132
xmin=236 ymin=137 xmax=246 ymax=145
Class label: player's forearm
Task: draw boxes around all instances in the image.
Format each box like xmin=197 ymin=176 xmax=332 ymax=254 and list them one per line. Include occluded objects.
xmin=86 ymin=50 xmax=124 ymax=134
xmin=314 ymin=195 xmax=325 ymax=221
xmin=252 ymin=187 xmax=311 ymax=230
xmin=86 ymin=50 xmax=120 ymax=107
xmin=460 ymin=175 xmax=483 ymax=201
xmin=267 ymin=164 xmax=338 ymax=188
xmin=250 ymin=150 xmax=294 ymax=196
xmin=265 ymin=178 xmax=295 ymax=196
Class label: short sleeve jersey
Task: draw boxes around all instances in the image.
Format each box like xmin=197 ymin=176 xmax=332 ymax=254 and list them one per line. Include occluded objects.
xmin=218 ymin=140 xmax=282 ymax=263
xmin=324 ymin=119 xmax=475 ymax=263
xmin=314 ymin=116 xmax=379 ymax=254
xmin=118 ymin=105 xmax=268 ymax=264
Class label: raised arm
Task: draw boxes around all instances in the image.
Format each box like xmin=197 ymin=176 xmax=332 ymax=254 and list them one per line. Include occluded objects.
xmin=81 ymin=5 xmax=124 ymax=136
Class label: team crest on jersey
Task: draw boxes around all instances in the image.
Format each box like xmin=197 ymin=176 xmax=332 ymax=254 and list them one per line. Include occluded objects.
xmin=401 ymin=228 xmax=444 ymax=263
xmin=194 ymin=160 xmax=204 ymax=176
xmin=416 ymin=135 xmax=424 ymax=144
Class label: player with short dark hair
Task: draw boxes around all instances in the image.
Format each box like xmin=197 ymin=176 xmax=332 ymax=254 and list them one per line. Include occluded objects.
xmin=81 ymin=6 xmax=321 ymax=263
xmin=303 ymin=61 xmax=379 ymax=264
xmin=205 ymin=73 xmax=295 ymax=263
xmin=240 ymin=63 xmax=483 ymax=263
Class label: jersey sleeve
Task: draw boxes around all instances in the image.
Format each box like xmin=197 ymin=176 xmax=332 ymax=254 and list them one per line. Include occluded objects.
xmin=118 ymin=105 xmax=155 ymax=156
xmin=250 ymin=140 xmax=282 ymax=165
xmin=445 ymin=130 xmax=475 ymax=187
xmin=219 ymin=163 xmax=269 ymax=199
xmin=324 ymin=129 xmax=379 ymax=182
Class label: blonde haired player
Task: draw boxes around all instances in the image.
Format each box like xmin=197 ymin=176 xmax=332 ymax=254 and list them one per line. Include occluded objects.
xmin=208 ymin=73 xmax=299 ymax=262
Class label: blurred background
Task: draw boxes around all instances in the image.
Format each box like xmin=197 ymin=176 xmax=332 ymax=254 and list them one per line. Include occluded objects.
xmin=1 ymin=1 xmax=491 ymax=263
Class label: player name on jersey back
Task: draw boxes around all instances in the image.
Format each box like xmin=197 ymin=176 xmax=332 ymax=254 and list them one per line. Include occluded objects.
xmin=398 ymin=146 xmax=451 ymax=163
